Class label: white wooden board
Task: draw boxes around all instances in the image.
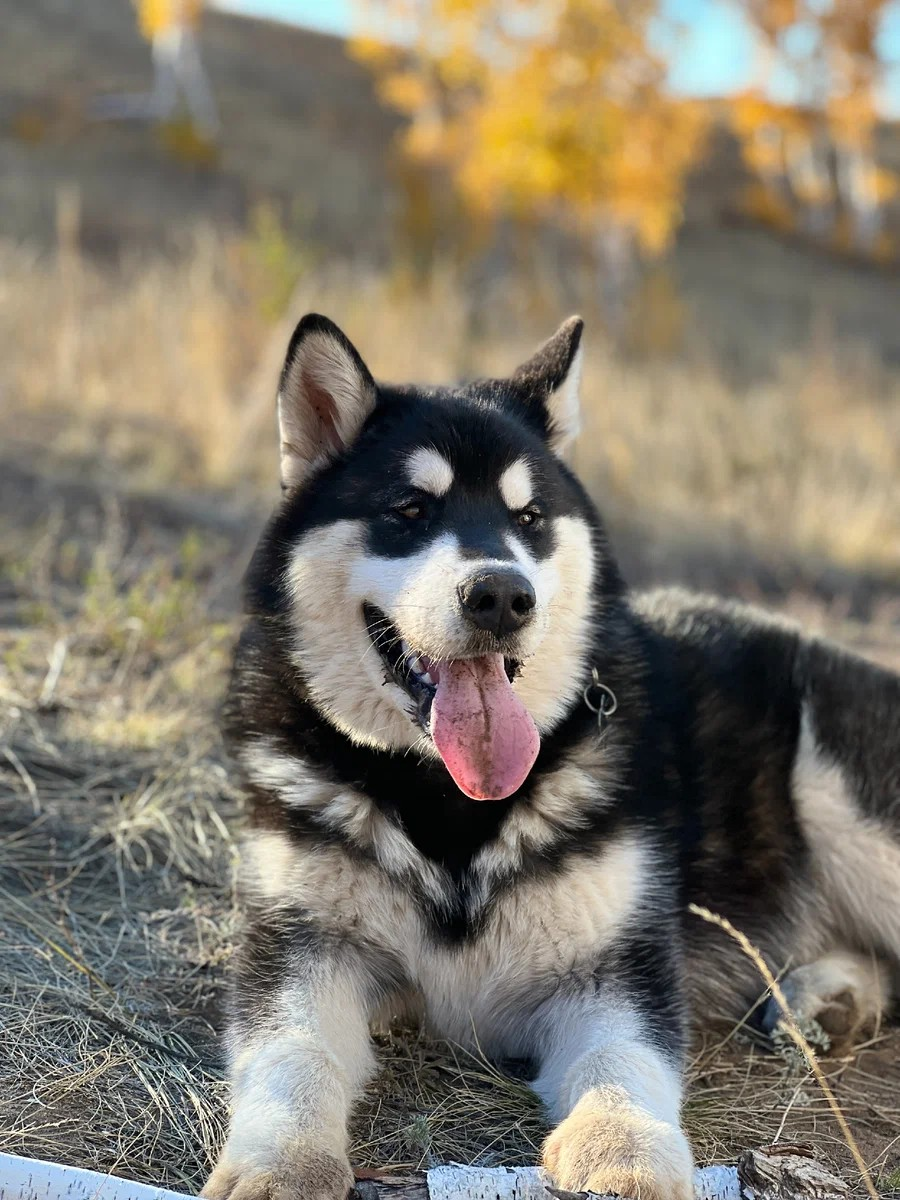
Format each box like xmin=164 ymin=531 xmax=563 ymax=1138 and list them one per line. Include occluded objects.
xmin=0 ymin=1152 xmax=742 ymax=1200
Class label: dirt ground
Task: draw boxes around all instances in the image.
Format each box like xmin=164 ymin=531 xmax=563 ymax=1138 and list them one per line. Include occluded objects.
xmin=1 ymin=453 xmax=898 ymax=1198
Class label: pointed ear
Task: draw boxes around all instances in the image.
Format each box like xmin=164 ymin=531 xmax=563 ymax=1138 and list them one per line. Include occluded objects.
xmin=277 ymin=314 xmax=377 ymax=490
xmin=512 ymin=316 xmax=584 ymax=458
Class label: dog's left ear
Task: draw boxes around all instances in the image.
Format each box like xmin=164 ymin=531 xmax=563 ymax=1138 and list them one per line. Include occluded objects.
xmin=512 ymin=316 xmax=584 ymax=458
xmin=277 ymin=313 xmax=377 ymax=490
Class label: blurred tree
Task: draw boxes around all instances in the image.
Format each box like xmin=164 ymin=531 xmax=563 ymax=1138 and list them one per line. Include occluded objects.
xmin=138 ymin=0 xmax=219 ymax=140
xmin=351 ymin=0 xmax=709 ymax=321
xmin=90 ymin=0 xmax=220 ymax=151
xmin=732 ymin=0 xmax=898 ymax=258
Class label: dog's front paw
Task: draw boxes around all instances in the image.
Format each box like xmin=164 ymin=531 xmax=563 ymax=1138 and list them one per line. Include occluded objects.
xmin=542 ymin=1095 xmax=693 ymax=1200
xmin=201 ymin=1144 xmax=353 ymax=1200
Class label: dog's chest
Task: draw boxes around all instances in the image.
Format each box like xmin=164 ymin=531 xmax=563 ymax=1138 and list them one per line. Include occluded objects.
xmin=244 ymin=801 xmax=652 ymax=1045
xmin=270 ymin=832 xmax=646 ymax=1045
xmin=436 ymin=849 xmax=645 ymax=1037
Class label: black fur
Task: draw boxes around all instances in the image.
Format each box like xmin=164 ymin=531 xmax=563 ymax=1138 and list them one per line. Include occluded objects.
xmin=230 ymin=903 xmax=409 ymax=1035
xmin=223 ymin=316 xmax=899 ymax=1099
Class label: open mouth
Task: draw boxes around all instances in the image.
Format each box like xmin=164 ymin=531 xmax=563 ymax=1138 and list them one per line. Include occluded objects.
xmin=363 ymin=604 xmax=519 ymax=722
xmin=363 ymin=603 xmax=540 ymax=802
xmin=363 ymin=603 xmax=445 ymax=726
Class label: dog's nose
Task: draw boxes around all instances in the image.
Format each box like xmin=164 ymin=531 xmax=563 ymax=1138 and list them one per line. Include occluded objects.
xmin=458 ymin=571 xmax=536 ymax=638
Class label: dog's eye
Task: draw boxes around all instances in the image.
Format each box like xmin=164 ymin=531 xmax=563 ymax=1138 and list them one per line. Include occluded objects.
xmin=517 ymin=508 xmax=541 ymax=527
xmin=394 ymin=501 xmax=426 ymax=520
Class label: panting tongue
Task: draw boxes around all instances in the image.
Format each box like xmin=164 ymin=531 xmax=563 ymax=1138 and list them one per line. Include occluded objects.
xmin=430 ymin=654 xmax=540 ymax=801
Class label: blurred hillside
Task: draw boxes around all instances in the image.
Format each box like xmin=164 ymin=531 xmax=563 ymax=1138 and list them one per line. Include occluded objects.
xmin=0 ymin=0 xmax=401 ymax=257
xmin=3 ymin=0 xmax=900 ymax=376
xmin=1 ymin=0 xmax=899 ymax=610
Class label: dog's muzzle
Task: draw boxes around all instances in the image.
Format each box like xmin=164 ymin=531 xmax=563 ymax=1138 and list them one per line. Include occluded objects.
xmin=363 ymin=602 xmax=540 ymax=802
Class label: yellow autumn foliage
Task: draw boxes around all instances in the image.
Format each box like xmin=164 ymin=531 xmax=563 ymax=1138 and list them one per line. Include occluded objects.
xmin=351 ymin=0 xmax=898 ymax=261
xmin=350 ymin=0 xmax=709 ymax=254
xmin=727 ymin=1 xmax=899 ymax=257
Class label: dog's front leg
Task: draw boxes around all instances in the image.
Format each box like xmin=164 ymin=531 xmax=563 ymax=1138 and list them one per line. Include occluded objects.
xmin=534 ymin=970 xmax=692 ymax=1200
xmin=203 ymin=916 xmax=379 ymax=1200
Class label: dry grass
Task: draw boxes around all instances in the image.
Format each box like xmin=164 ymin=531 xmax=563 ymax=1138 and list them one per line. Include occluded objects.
xmin=0 ymin=507 xmax=239 ymax=1189
xmin=684 ymin=1028 xmax=900 ymax=1192
xmin=575 ymin=338 xmax=900 ymax=579
xmin=3 ymin=230 xmax=900 ymax=583
xmin=1 ymin=224 xmax=899 ymax=1194
xmin=688 ymin=905 xmax=879 ymax=1200
xmin=2 ymin=486 xmax=899 ymax=1195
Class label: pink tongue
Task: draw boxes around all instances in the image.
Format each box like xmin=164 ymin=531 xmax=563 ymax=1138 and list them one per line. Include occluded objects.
xmin=430 ymin=654 xmax=540 ymax=801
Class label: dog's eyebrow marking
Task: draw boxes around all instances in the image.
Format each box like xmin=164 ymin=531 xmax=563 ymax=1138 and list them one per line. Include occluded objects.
xmin=499 ymin=459 xmax=533 ymax=510
xmin=406 ymin=447 xmax=454 ymax=496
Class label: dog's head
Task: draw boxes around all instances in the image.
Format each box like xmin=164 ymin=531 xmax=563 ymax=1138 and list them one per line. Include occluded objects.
xmin=256 ymin=313 xmax=609 ymax=801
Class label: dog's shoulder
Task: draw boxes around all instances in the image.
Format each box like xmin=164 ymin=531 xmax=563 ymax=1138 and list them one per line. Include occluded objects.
xmin=632 ymin=586 xmax=802 ymax=657
xmin=628 ymin=586 xmax=807 ymax=727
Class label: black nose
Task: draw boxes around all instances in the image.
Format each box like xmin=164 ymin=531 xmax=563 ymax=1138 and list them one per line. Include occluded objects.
xmin=458 ymin=571 xmax=536 ymax=638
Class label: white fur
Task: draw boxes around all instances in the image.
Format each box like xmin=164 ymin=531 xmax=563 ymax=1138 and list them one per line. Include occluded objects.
xmin=222 ymin=818 xmax=686 ymax=1200
xmin=534 ymin=1003 xmax=682 ymax=1123
xmin=240 ymin=743 xmax=340 ymax=810
xmin=283 ymin=520 xmax=420 ymax=751
xmin=793 ymin=710 xmax=900 ymax=959
xmin=241 ymin=829 xmax=304 ymax=903
xmin=241 ymin=734 xmax=626 ymax=911
xmin=351 ymin=531 xmax=558 ymax=666
xmin=508 ymin=516 xmax=597 ymax=732
xmin=775 ymin=950 xmax=890 ymax=1037
xmin=241 ymin=740 xmax=449 ymax=903
xmin=220 ymin=968 xmax=374 ymax=1172
xmin=547 ymin=341 xmax=583 ymax=458
xmin=283 ymin=513 xmax=596 ymax=753
xmin=278 ymin=329 xmax=374 ymax=488
xmin=478 ymin=743 xmax=624 ymax=874
xmin=499 ymin=459 xmax=534 ymax=510
xmin=537 ymin=991 xmax=691 ymax=1197
xmin=406 ymin=447 xmax=454 ymax=496
xmin=419 ymin=833 xmax=651 ymax=1047
xmin=238 ymin=824 xmax=652 ymax=1052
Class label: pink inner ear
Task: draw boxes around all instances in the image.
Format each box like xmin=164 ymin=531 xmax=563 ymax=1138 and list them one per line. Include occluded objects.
xmin=302 ymin=365 xmax=344 ymax=456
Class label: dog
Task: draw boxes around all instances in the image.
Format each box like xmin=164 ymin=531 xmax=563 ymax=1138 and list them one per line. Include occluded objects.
xmin=203 ymin=313 xmax=900 ymax=1200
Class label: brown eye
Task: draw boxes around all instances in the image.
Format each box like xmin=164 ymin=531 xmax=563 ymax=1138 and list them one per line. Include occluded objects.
xmin=517 ymin=508 xmax=540 ymax=527
xmin=395 ymin=502 xmax=425 ymax=520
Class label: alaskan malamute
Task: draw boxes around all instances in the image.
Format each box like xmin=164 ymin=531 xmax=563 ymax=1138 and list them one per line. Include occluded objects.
xmin=204 ymin=314 xmax=899 ymax=1200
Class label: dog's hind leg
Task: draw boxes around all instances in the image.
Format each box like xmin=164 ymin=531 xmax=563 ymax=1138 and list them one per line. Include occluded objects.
xmin=779 ymin=642 xmax=900 ymax=1054
xmin=760 ymin=950 xmax=891 ymax=1052
xmin=794 ymin=643 xmax=900 ymax=966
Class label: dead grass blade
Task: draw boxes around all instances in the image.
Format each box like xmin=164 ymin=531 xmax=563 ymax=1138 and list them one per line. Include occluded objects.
xmin=688 ymin=904 xmax=879 ymax=1200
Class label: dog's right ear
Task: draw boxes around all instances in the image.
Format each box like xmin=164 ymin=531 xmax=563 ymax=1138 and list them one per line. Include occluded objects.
xmin=277 ymin=314 xmax=377 ymax=490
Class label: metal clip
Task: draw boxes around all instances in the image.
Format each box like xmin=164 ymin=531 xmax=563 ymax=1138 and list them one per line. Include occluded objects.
xmin=583 ymin=667 xmax=618 ymax=735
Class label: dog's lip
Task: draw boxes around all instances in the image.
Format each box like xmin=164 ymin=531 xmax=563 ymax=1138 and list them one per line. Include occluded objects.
xmin=362 ymin=603 xmax=519 ymax=729
xmin=363 ymin=603 xmax=438 ymax=726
